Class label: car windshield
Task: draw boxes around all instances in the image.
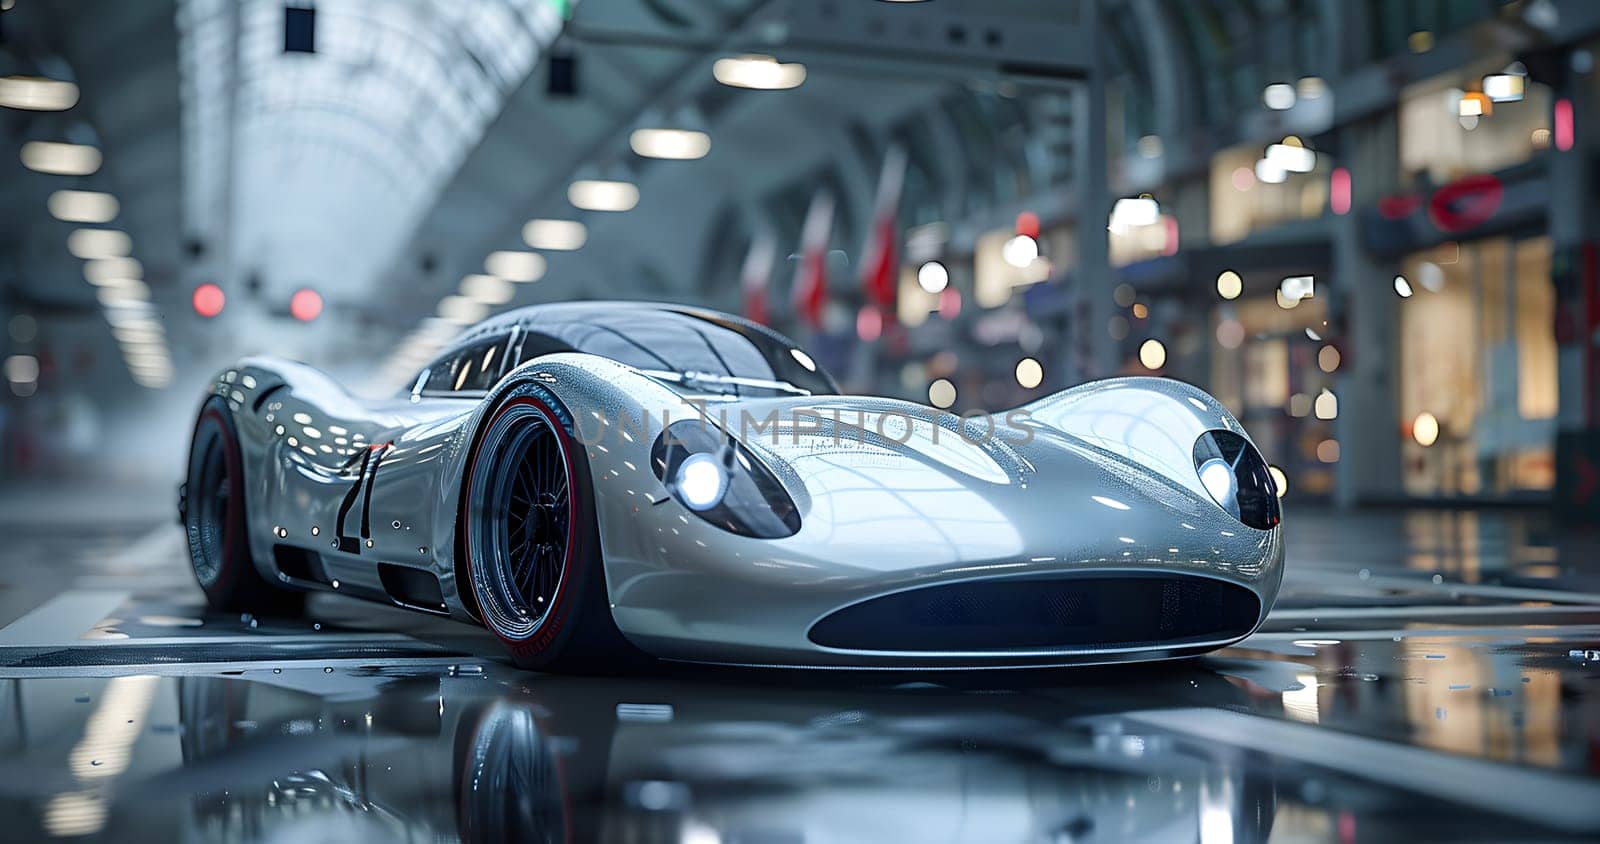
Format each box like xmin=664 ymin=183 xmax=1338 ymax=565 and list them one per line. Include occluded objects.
xmin=535 ymin=308 xmax=834 ymax=399
xmin=406 ymin=305 xmax=832 ymax=400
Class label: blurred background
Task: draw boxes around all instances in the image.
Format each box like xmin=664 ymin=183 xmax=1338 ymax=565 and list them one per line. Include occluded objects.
xmin=2 ymin=0 xmax=1598 ymax=519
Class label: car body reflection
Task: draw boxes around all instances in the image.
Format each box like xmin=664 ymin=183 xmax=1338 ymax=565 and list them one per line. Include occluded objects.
xmin=141 ymin=666 xmax=1279 ymax=843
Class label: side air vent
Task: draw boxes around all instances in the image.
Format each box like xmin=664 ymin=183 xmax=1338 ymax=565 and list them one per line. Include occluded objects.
xmin=378 ymin=563 xmax=449 ymax=615
xmin=808 ymin=574 xmax=1260 ymax=653
xmin=273 ymin=544 xmax=327 ymax=584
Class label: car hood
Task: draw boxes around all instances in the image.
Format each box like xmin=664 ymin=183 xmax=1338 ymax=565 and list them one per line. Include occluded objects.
xmin=708 ymin=394 xmax=1276 ymax=582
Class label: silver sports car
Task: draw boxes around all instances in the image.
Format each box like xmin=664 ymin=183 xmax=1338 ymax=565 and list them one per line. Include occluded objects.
xmin=181 ymin=301 xmax=1283 ymax=671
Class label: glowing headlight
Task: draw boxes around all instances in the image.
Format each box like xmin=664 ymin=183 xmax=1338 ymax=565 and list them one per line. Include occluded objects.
xmin=1198 ymin=458 xmax=1236 ymax=507
xmin=676 ymin=452 xmax=728 ymax=511
xmin=1192 ymin=430 xmax=1280 ymax=530
xmin=653 ymin=420 xmax=801 ymax=538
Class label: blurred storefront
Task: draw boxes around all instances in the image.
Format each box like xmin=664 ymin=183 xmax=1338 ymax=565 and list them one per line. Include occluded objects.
xmin=1209 ymin=278 xmax=1338 ymax=499
xmin=1367 ymin=64 xmax=1562 ymax=502
xmin=1396 ymin=235 xmax=1558 ymax=498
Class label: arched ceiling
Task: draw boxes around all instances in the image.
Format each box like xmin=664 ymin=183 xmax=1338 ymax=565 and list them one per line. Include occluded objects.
xmin=6 ymin=0 xmax=1540 ymax=405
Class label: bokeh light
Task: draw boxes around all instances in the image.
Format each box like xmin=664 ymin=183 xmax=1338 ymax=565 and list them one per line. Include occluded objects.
xmin=1216 ymin=270 xmax=1242 ymax=300
xmin=1413 ymin=412 xmax=1440 ymax=447
xmin=191 ymin=283 xmax=225 ymax=318
xmin=1138 ymin=339 xmax=1167 ymax=370
xmin=1267 ymin=465 xmax=1288 ymax=497
xmin=917 ymin=261 xmax=948 ymax=293
xmin=289 ymin=288 xmax=323 ymax=322
xmin=1015 ymin=357 xmax=1043 ymax=389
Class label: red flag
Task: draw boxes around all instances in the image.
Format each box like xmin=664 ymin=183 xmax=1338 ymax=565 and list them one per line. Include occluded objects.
xmin=791 ymin=190 xmax=834 ymax=329
xmin=859 ymin=145 xmax=906 ymax=310
xmin=740 ymin=230 xmax=776 ymax=325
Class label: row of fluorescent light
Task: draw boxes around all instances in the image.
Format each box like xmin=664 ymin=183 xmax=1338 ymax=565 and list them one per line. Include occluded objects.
xmin=375 ymin=49 xmax=808 ymax=391
xmin=74 ymin=220 xmax=174 ymax=389
xmin=375 ymin=214 xmax=594 ymax=390
xmin=12 ymin=78 xmax=174 ymax=389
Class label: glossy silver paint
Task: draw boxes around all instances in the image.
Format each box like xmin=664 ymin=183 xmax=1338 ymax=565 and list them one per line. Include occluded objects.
xmin=202 ymin=325 xmax=1283 ymax=668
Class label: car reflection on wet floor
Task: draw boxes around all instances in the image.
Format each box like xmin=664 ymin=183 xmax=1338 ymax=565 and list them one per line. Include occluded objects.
xmin=0 ymin=504 xmax=1598 ymax=842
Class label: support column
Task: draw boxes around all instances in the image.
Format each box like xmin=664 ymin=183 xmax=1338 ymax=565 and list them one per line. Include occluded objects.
xmin=1070 ymin=0 xmax=1116 ymax=383
xmin=1332 ymin=112 xmax=1403 ymax=506
xmin=1549 ymin=63 xmax=1600 ymax=523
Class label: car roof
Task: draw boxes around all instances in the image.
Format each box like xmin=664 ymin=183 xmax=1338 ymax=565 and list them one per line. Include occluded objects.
xmin=435 ymin=300 xmax=840 ymax=394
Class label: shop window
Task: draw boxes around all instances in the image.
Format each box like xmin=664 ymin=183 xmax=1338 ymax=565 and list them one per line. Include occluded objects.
xmin=1209 ymin=144 xmax=1329 ymax=245
xmin=1399 ymin=236 xmax=1556 ymax=497
xmin=1398 ymin=67 xmax=1552 ymax=187
xmin=1109 ymin=213 xmax=1177 ymax=267
xmin=974 ymin=228 xmax=1050 ymax=308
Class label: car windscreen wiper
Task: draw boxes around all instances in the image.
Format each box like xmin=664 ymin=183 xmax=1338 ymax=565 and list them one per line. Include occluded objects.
xmin=637 ymin=369 xmax=812 ymax=397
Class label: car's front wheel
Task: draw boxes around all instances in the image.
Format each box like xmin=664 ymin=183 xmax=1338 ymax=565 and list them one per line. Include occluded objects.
xmin=462 ymin=385 xmax=642 ymax=673
xmin=184 ymin=396 xmax=305 ymax=616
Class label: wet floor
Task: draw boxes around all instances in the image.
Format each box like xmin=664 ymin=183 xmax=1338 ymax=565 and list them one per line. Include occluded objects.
xmin=1 ymin=489 xmax=1599 ymax=842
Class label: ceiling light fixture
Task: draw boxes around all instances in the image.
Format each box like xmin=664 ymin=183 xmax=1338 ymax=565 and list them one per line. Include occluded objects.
xmin=1253 ymin=158 xmax=1287 ymax=184
xmin=629 ymin=128 xmax=711 ymax=160
xmin=95 ymin=278 xmax=151 ymax=307
xmin=1483 ymin=73 xmax=1525 ymax=102
xmin=1265 ymin=143 xmax=1316 ymax=173
xmin=0 ymin=76 xmax=80 ymax=111
xmin=20 ymin=141 xmax=101 ymax=176
xmin=522 ymin=219 xmax=587 ymax=251
xmin=1262 ymin=83 xmax=1296 ymax=110
xmin=48 ymin=190 xmax=119 ymax=223
xmin=84 ymin=257 xmax=143 ymax=285
xmin=1107 ymin=196 xmax=1160 ymax=232
xmin=67 ymin=228 xmax=132 ymax=260
xmin=484 ymin=250 xmax=546 ymax=282
xmin=568 ymin=179 xmax=639 ymax=212
xmin=713 ymin=55 xmax=806 ymax=90
xmin=438 ymin=296 xmax=489 ymax=326
xmin=461 ymin=274 xmax=515 ymax=304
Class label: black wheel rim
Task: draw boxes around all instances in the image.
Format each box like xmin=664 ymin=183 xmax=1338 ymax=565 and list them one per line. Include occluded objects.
xmin=189 ymin=433 xmax=229 ymax=586
xmin=460 ymin=703 xmax=567 ymax=842
xmin=502 ymin=424 xmax=570 ymax=613
xmin=470 ymin=403 xmax=572 ymax=640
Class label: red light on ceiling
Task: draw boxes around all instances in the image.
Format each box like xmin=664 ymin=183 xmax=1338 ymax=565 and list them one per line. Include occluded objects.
xmin=1330 ymin=167 xmax=1352 ymax=215
xmin=1555 ymin=98 xmax=1575 ymax=151
xmin=1015 ymin=211 xmax=1040 ymax=239
xmin=191 ymin=283 xmax=225 ymax=318
xmin=289 ymin=288 xmax=323 ymax=322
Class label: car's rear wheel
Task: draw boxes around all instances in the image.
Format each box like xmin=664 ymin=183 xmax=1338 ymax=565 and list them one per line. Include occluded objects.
xmin=463 ymin=387 xmax=642 ymax=672
xmin=184 ymin=397 xmax=305 ymax=616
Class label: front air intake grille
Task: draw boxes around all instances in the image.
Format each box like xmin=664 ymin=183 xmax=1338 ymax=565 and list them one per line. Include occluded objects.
xmin=807 ymin=575 xmax=1260 ymax=652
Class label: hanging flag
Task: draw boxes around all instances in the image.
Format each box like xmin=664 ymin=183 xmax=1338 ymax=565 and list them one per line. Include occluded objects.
xmin=792 ymin=189 xmax=834 ymax=330
xmin=859 ymin=145 xmax=907 ymax=311
xmin=740 ymin=229 xmax=777 ymax=326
